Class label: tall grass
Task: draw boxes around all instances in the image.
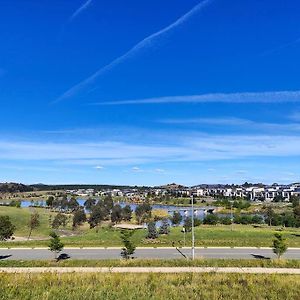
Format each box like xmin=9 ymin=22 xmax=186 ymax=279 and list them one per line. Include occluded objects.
xmin=0 ymin=273 xmax=299 ymax=300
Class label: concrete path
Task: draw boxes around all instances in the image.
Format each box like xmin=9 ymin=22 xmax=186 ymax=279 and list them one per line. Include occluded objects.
xmin=0 ymin=267 xmax=300 ymax=274
xmin=0 ymin=247 xmax=299 ymax=260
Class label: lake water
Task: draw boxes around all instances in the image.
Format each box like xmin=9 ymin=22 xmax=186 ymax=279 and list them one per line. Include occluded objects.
xmin=19 ymin=199 xmax=212 ymax=222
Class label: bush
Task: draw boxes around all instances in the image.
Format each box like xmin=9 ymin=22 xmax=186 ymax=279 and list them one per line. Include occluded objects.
xmin=220 ymin=217 xmax=232 ymax=225
xmin=203 ymin=214 xmax=219 ymax=225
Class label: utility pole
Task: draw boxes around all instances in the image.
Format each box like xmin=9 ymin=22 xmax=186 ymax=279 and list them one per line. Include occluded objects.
xmin=191 ymin=194 xmax=195 ymax=260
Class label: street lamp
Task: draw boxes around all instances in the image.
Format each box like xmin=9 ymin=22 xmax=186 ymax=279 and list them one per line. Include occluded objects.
xmin=230 ymin=202 xmax=233 ymax=231
xmin=191 ymin=194 xmax=195 ymax=260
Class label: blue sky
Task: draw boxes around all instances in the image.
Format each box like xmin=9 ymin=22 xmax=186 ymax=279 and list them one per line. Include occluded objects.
xmin=1 ymin=0 xmax=300 ymax=185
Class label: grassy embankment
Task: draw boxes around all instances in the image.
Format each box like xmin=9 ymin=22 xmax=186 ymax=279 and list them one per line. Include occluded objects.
xmin=0 ymin=273 xmax=299 ymax=300
xmin=0 ymin=206 xmax=300 ymax=248
xmin=0 ymin=259 xmax=299 ymax=268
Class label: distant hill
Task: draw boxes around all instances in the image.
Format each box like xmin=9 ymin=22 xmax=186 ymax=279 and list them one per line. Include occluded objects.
xmin=0 ymin=182 xmax=34 ymax=193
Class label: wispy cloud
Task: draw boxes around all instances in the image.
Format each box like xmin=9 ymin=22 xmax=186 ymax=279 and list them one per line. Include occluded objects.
xmin=55 ymin=0 xmax=214 ymax=103
xmin=160 ymin=117 xmax=300 ymax=133
xmin=69 ymin=0 xmax=93 ymax=22
xmin=2 ymin=133 xmax=300 ymax=166
xmin=93 ymin=90 xmax=300 ymax=105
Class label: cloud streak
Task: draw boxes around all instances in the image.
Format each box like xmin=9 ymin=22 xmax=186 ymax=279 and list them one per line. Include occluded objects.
xmin=69 ymin=0 xmax=93 ymax=22
xmin=2 ymin=133 xmax=300 ymax=166
xmin=55 ymin=0 xmax=214 ymax=103
xmin=160 ymin=117 xmax=300 ymax=132
xmin=93 ymin=90 xmax=300 ymax=105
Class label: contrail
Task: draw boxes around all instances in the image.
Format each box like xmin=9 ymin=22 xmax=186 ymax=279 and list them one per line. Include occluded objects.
xmin=91 ymin=90 xmax=300 ymax=105
xmin=69 ymin=0 xmax=93 ymax=22
xmin=54 ymin=0 xmax=214 ymax=103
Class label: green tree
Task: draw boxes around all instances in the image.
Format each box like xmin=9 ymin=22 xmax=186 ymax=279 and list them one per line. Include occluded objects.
xmin=88 ymin=205 xmax=105 ymax=228
xmin=272 ymin=233 xmax=288 ymax=259
xmin=122 ymin=205 xmax=133 ymax=221
xmin=159 ymin=218 xmax=170 ymax=235
xmin=84 ymin=198 xmax=96 ymax=211
xmin=27 ymin=212 xmax=40 ymax=240
xmin=0 ymin=216 xmax=15 ymax=241
xmin=290 ymin=196 xmax=300 ymax=208
xmin=72 ymin=209 xmax=87 ymax=228
xmin=120 ymin=229 xmax=136 ymax=259
xmin=265 ymin=207 xmax=275 ymax=226
xmin=111 ymin=204 xmax=123 ymax=224
xmin=52 ymin=213 xmax=68 ymax=229
xmin=103 ymin=195 xmax=114 ymax=211
xmin=46 ymin=196 xmax=54 ymax=207
xmin=183 ymin=217 xmax=192 ymax=233
xmin=171 ymin=211 xmax=182 ymax=226
xmin=68 ymin=197 xmax=79 ymax=212
xmin=48 ymin=231 xmax=64 ymax=260
xmin=147 ymin=222 xmax=158 ymax=239
xmin=135 ymin=202 xmax=152 ymax=224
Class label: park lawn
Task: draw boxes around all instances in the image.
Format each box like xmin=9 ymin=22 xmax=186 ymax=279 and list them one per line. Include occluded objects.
xmin=0 ymin=206 xmax=72 ymax=238
xmin=0 ymin=273 xmax=299 ymax=300
xmin=0 ymin=207 xmax=299 ymax=247
xmin=59 ymin=224 xmax=300 ymax=247
xmin=0 ymin=259 xmax=300 ymax=268
xmin=0 ymin=222 xmax=299 ymax=248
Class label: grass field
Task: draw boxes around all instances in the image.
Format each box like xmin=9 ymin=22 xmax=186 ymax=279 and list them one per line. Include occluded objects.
xmin=0 ymin=206 xmax=300 ymax=247
xmin=0 ymin=259 xmax=299 ymax=268
xmin=0 ymin=273 xmax=299 ymax=299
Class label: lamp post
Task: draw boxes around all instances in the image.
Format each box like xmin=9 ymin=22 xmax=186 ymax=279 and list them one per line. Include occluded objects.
xmin=191 ymin=194 xmax=195 ymax=260
xmin=230 ymin=202 xmax=233 ymax=231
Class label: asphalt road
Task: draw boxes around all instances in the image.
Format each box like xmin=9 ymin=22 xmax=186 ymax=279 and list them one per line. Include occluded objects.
xmin=0 ymin=248 xmax=299 ymax=260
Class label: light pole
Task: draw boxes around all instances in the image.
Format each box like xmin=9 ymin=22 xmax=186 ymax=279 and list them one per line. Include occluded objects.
xmin=191 ymin=194 xmax=195 ymax=260
xmin=230 ymin=202 xmax=233 ymax=231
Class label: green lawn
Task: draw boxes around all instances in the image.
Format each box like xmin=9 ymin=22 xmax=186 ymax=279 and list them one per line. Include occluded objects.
xmin=0 ymin=207 xmax=299 ymax=248
xmin=0 ymin=273 xmax=299 ymax=300
xmin=0 ymin=206 xmax=71 ymax=238
xmin=0 ymin=259 xmax=299 ymax=268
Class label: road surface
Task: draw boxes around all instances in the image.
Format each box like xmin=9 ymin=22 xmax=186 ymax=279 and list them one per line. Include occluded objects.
xmin=0 ymin=247 xmax=299 ymax=260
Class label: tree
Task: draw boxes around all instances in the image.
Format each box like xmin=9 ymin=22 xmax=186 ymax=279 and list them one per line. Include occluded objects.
xmin=68 ymin=197 xmax=79 ymax=212
xmin=272 ymin=233 xmax=288 ymax=259
xmin=159 ymin=218 xmax=170 ymax=235
xmin=72 ymin=209 xmax=87 ymax=228
xmin=183 ymin=217 xmax=192 ymax=233
xmin=171 ymin=211 xmax=182 ymax=226
xmin=84 ymin=198 xmax=96 ymax=211
xmin=103 ymin=195 xmax=114 ymax=211
xmin=120 ymin=229 xmax=136 ymax=259
xmin=48 ymin=231 xmax=64 ymax=260
xmin=265 ymin=207 xmax=275 ymax=226
xmin=111 ymin=204 xmax=123 ymax=224
xmin=0 ymin=216 xmax=15 ymax=241
xmin=147 ymin=222 xmax=158 ymax=239
xmin=294 ymin=205 xmax=300 ymax=218
xmin=28 ymin=212 xmax=40 ymax=240
xmin=60 ymin=195 xmax=69 ymax=211
xmin=122 ymin=205 xmax=133 ymax=221
xmin=290 ymin=195 xmax=300 ymax=208
xmin=46 ymin=196 xmax=54 ymax=207
xmin=88 ymin=205 xmax=105 ymax=228
xmin=52 ymin=213 xmax=68 ymax=229
xmin=135 ymin=202 xmax=152 ymax=224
